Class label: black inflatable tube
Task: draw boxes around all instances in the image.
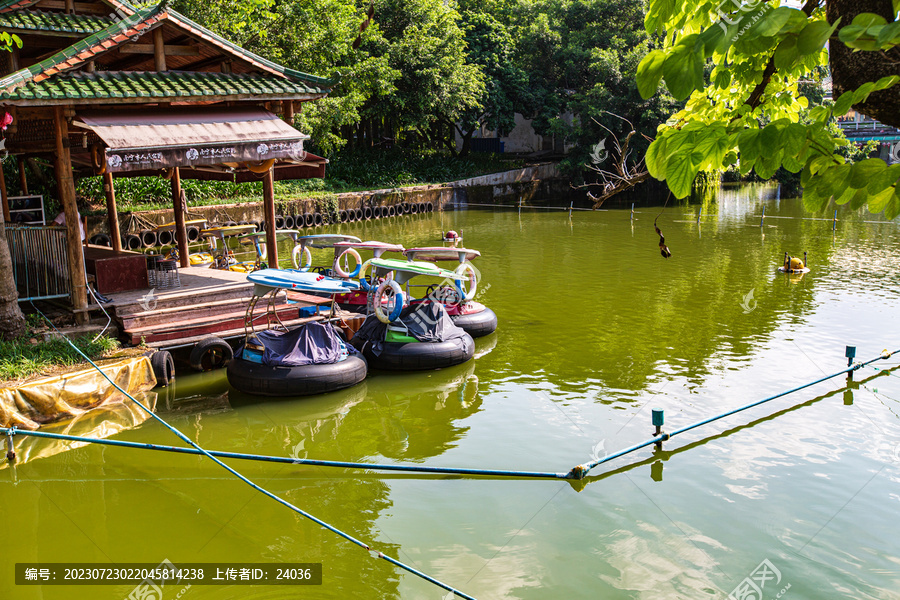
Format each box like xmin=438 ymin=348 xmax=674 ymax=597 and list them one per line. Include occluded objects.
xmin=275 ymin=215 xmax=285 ymax=229
xmin=157 ymin=230 xmax=174 ymax=246
xmin=123 ymin=234 xmax=141 ymax=251
xmin=90 ymin=233 xmax=111 ymax=247
xmin=150 ymin=350 xmax=175 ymax=387
xmin=284 ymin=215 xmax=295 ymax=229
xmin=360 ymin=337 xmax=474 ymax=371
xmin=314 ymin=212 xmax=324 ymax=226
xmin=304 ymin=213 xmax=315 ymax=227
xmin=451 ymin=307 xmax=498 ymax=338
xmin=186 ymin=226 xmax=200 ymax=242
xmin=140 ymin=229 xmax=157 ymax=248
xmin=226 ymin=355 xmax=368 ymax=397
xmin=387 ymin=205 xmax=396 ymax=217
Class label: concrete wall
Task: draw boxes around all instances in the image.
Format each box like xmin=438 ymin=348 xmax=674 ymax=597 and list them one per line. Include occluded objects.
xmin=86 ymin=163 xmax=575 ymax=238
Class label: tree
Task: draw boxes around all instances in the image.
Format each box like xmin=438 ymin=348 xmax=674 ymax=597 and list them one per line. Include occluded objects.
xmin=0 ymin=30 xmax=25 ymax=341
xmin=636 ymin=0 xmax=900 ymax=216
xmin=451 ymin=0 xmax=533 ymax=155
xmin=369 ymin=0 xmax=486 ymax=149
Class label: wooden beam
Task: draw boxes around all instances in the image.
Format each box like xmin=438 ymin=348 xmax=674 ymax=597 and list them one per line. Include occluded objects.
xmin=17 ymin=157 xmax=27 ymax=195
xmin=178 ymin=54 xmax=227 ymax=71
xmin=153 ymin=28 xmax=166 ymax=72
xmin=120 ymin=44 xmax=200 ymax=56
xmin=263 ymin=168 xmax=277 ymax=267
xmin=0 ymin=162 xmax=9 ymax=222
xmin=53 ymin=106 xmax=88 ymax=324
xmin=64 ymin=0 xmax=74 ymax=14
xmin=170 ymin=168 xmax=189 ymax=268
xmin=38 ymin=1 xmax=109 ymax=14
xmin=282 ymin=100 xmax=294 ymax=125
xmin=103 ymin=172 xmax=121 ymax=253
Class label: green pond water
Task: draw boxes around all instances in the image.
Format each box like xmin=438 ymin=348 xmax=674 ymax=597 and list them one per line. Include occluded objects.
xmin=4 ymin=184 xmax=900 ymax=599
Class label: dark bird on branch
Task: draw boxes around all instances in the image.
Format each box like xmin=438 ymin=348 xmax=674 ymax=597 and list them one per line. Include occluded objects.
xmin=654 ymin=214 xmax=672 ymax=259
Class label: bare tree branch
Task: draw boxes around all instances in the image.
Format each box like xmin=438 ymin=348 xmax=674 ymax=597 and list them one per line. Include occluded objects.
xmin=576 ymin=111 xmax=651 ymax=208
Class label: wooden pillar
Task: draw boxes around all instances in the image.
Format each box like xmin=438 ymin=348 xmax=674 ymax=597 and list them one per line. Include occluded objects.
xmin=103 ymin=172 xmax=121 ymax=252
xmin=153 ymin=28 xmax=167 ymax=72
xmin=64 ymin=0 xmax=74 ymax=13
xmin=170 ymin=167 xmax=189 ymax=268
xmin=0 ymin=162 xmax=9 ymax=222
xmin=263 ymin=168 xmax=278 ymax=268
xmin=282 ymin=101 xmax=294 ymax=125
xmin=17 ymin=157 xmax=27 ymax=195
xmin=53 ymin=107 xmax=88 ymax=324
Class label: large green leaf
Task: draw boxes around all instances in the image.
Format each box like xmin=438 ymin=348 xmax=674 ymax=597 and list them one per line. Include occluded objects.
xmin=774 ymin=36 xmax=802 ymax=71
xmin=848 ymin=159 xmax=886 ymax=189
xmin=867 ymin=164 xmax=900 ymax=194
xmin=883 ymin=188 xmax=900 ymax=220
xmin=738 ymin=129 xmax=761 ymax=165
xmin=867 ymin=184 xmax=896 ymax=213
xmin=747 ymin=7 xmax=796 ymax=39
xmin=637 ymin=50 xmax=667 ymax=99
xmin=646 ymin=136 xmax=669 ymax=180
xmin=664 ymin=151 xmax=699 ymax=199
xmin=662 ymin=42 xmax=703 ymax=100
xmin=798 ymin=19 xmax=839 ymax=55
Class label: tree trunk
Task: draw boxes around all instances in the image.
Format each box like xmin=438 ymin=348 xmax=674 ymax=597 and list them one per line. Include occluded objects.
xmin=0 ymin=209 xmax=26 ymax=340
xmin=827 ymin=0 xmax=900 ymax=128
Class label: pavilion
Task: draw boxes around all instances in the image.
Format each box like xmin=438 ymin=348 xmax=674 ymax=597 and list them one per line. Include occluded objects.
xmin=0 ymin=0 xmax=333 ymax=323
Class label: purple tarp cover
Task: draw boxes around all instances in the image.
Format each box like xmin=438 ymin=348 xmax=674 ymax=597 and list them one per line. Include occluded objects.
xmin=237 ymin=322 xmax=356 ymax=367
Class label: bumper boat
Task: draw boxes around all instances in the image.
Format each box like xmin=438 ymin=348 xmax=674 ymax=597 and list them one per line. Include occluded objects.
xmin=350 ymin=258 xmax=474 ymax=371
xmin=403 ymin=246 xmax=497 ymax=338
xmin=331 ymin=240 xmax=406 ymax=312
xmin=225 ymin=269 xmax=366 ymax=397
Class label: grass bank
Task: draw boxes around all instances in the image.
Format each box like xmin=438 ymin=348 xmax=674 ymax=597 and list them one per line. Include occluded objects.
xmin=0 ymin=332 xmax=120 ymax=384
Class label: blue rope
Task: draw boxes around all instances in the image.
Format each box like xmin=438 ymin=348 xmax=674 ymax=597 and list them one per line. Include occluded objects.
xmin=23 ymin=305 xmax=478 ymax=600
xmin=0 ymin=427 xmax=567 ymax=479
xmin=570 ymin=349 xmax=899 ymax=478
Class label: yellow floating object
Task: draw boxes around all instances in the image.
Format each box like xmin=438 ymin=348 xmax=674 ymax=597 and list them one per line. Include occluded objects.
xmin=228 ymin=261 xmax=257 ymax=273
xmin=190 ymin=252 xmax=214 ymax=266
xmin=789 ymin=257 xmax=804 ymax=270
xmin=0 ymin=356 xmax=157 ymax=431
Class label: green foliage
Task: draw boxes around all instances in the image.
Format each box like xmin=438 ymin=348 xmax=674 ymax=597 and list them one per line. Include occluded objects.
xmin=0 ymin=333 xmax=119 ymax=382
xmin=637 ymin=2 xmax=900 ymax=217
xmin=77 ymin=176 xmax=261 ymax=212
xmin=316 ymin=195 xmax=341 ymax=224
xmin=324 ymin=148 xmax=520 ymax=189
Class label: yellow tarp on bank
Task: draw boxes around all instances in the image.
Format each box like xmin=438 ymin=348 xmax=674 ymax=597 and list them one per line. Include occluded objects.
xmin=0 ymin=356 xmax=157 ymax=430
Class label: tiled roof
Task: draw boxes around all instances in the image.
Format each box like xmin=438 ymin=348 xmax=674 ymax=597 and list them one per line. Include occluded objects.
xmin=0 ymin=0 xmax=334 ymax=103
xmin=0 ymin=70 xmax=328 ymax=102
xmin=0 ymin=9 xmax=112 ymax=34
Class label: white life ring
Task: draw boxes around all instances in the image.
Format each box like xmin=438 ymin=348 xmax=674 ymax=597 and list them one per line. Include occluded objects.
xmin=333 ymin=248 xmax=362 ymax=278
xmin=454 ymin=262 xmax=478 ymax=302
xmin=374 ymin=279 xmax=404 ymax=324
xmin=292 ymin=245 xmax=312 ymax=271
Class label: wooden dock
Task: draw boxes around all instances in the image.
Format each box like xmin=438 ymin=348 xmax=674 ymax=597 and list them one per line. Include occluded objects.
xmin=100 ymin=267 xmax=360 ymax=349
